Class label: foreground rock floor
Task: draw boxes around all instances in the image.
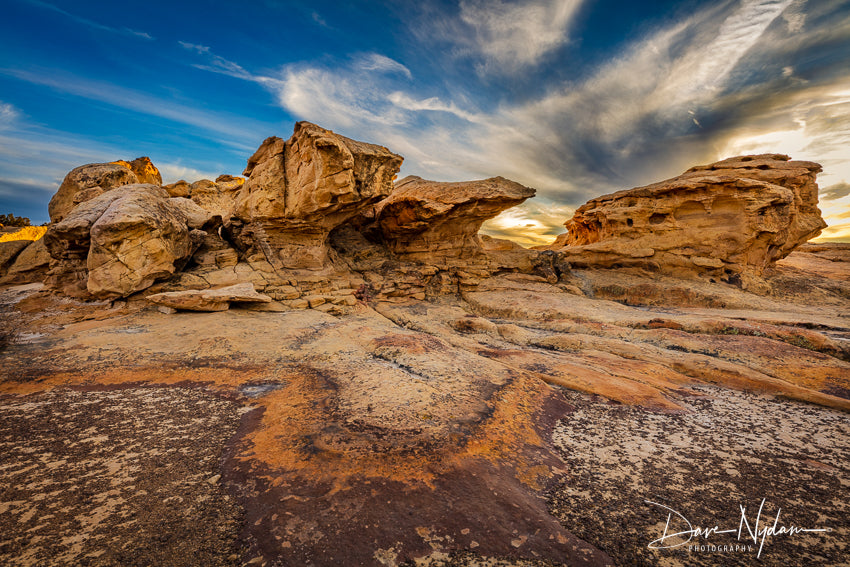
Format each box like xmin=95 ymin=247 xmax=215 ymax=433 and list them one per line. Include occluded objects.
xmin=0 ymin=253 xmax=848 ymax=566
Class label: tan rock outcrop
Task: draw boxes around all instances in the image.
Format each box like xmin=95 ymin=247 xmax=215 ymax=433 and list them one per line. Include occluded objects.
xmin=371 ymin=175 xmax=535 ymax=261
xmin=164 ymin=180 xmax=191 ymax=198
xmin=112 ymin=157 xmax=162 ymax=185
xmin=147 ymin=282 xmax=272 ymax=312
xmin=0 ymin=240 xmax=30 ymax=276
xmin=44 ymin=185 xmax=199 ymax=298
xmin=0 ymin=239 xmax=51 ymax=284
xmin=48 ymin=157 xmax=162 ymax=223
xmin=555 ymin=154 xmax=826 ymax=285
xmin=189 ymin=175 xmax=244 ymax=219
xmin=229 ymin=122 xmax=403 ymax=270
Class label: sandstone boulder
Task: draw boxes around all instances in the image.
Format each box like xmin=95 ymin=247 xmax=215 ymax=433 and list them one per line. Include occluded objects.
xmin=169 ymin=197 xmax=216 ymax=229
xmin=113 ymin=157 xmax=162 ymax=185
xmin=0 ymin=239 xmax=51 ymax=284
xmin=229 ymin=122 xmax=403 ymax=270
xmin=371 ymin=175 xmax=535 ymax=260
xmin=0 ymin=240 xmax=30 ymax=276
xmin=147 ymin=282 xmax=272 ymax=312
xmin=164 ymin=180 xmax=191 ymax=198
xmin=555 ymin=154 xmax=826 ymax=284
xmin=189 ymin=175 xmax=244 ymax=219
xmin=48 ymin=157 xmax=162 ymax=223
xmin=44 ymin=184 xmax=198 ymax=298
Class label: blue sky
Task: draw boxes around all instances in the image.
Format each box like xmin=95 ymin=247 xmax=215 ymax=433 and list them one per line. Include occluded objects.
xmin=1 ymin=0 xmax=849 ymax=244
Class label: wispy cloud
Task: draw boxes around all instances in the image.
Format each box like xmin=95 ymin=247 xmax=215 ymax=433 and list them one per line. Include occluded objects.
xmin=178 ymin=41 xmax=259 ymax=82
xmin=0 ymin=101 xmax=19 ymax=129
xmin=359 ymin=53 xmax=412 ymax=79
xmin=179 ymin=46 xmax=416 ymax=130
xmin=822 ymin=182 xmax=850 ymax=201
xmin=156 ymin=162 xmax=224 ymax=185
xmin=311 ymin=11 xmax=330 ymax=28
xmin=458 ymin=0 xmax=583 ymax=73
xmin=20 ymin=0 xmax=153 ymax=40
xmin=1 ymin=68 xmax=264 ymax=152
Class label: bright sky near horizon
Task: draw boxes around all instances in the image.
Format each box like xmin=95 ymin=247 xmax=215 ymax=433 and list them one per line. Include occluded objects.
xmin=0 ymin=0 xmax=848 ymax=245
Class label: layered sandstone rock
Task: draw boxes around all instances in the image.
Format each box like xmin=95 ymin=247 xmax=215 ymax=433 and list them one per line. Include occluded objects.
xmin=48 ymin=157 xmax=162 ymax=223
xmin=0 ymin=240 xmax=30 ymax=275
xmin=147 ymin=282 xmax=272 ymax=312
xmin=0 ymin=239 xmax=51 ymax=284
xmin=189 ymin=175 xmax=245 ymax=219
xmin=44 ymin=185 xmax=199 ymax=298
xmin=228 ymin=122 xmax=403 ymax=270
xmin=370 ymin=175 xmax=535 ymax=262
xmin=555 ymin=154 xmax=826 ymax=285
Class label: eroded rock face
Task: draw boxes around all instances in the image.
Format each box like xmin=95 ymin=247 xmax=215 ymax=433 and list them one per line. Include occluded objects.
xmin=147 ymin=282 xmax=272 ymax=312
xmin=0 ymin=239 xmax=51 ymax=284
xmin=190 ymin=175 xmax=245 ymax=219
xmin=556 ymin=154 xmax=826 ymax=285
xmin=371 ymin=175 xmax=535 ymax=261
xmin=48 ymin=157 xmax=162 ymax=223
xmin=0 ymin=240 xmax=30 ymax=276
xmin=229 ymin=122 xmax=404 ymax=270
xmin=44 ymin=185 xmax=199 ymax=298
xmin=113 ymin=157 xmax=163 ymax=186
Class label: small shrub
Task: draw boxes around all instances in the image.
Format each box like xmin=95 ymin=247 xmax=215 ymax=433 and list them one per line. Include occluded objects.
xmin=0 ymin=213 xmax=31 ymax=227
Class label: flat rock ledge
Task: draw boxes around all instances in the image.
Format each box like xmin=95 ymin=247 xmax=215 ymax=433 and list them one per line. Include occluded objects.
xmin=147 ymin=282 xmax=272 ymax=312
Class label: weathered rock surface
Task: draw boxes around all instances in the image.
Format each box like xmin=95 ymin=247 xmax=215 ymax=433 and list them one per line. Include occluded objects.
xmin=48 ymin=157 xmax=162 ymax=223
xmin=0 ymin=240 xmax=29 ymax=275
xmin=164 ymin=179 xmax=191 ymax=198
xmin=229 ymin=122 xmax=403 ymax=270
xmin=370 ymin=175 xmax=535 ymax=261
xmin=1 ymin=247 xmax=848 ymax=566
xmin=0 ymin=239 xmax=51 ymax=284
xmin=555 ymin=154 xmax=826 ymax=286
xmin=147 ymin=282 xmax=272 ymax=311
xmin=113 ymin=157 xmax=163 ymax=185
xmin=44 ymin=185 xmax=198 ymax=298
xmin=189 ymin=175 xmax=244 ymax=219
xmin=777 ymin=243 xmax=850 ymax=282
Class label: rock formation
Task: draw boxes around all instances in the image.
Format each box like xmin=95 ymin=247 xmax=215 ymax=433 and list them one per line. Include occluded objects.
xmin=44 ymin=185 xmax=201 ymax=298
xmin=18 ymin=131 xmax=831 ymax=310
xmin=228 ymin=122 xmax=404 ymax=270
xmin=147 ymin=282 xmax=272 ymax=312
xmin=368 ymin=175 xmax=535 ymax=262
xmin=0 ymin=239 xmax=51 ymax=284
xmin=0 ymin=240 xmax=30 ymax=275
xmin=186 ymin=175 xmax=245 ymax=219
xmin=48 ymin=157 xmax=162 ymax=223
xmin=555 ymin=154 xmax=826 ymax=286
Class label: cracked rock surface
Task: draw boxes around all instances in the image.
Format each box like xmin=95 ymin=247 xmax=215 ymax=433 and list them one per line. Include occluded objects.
xmin=0 ymin=386 xmax=245 ymax=567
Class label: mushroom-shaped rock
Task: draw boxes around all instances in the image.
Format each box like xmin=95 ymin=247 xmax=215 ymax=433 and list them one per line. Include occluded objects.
xmin=44 ymin=184 xmax=198 ymax=298
xmin=555 ymin=154 xmax=826 ymax=283
xmin=147 ymin=282 xmax=272 ymax=312
xmin=374 ymin=175 xmax=535 ymax=258
xmin=229 ymin=122 xmax=403 ymax=270
xmin=48 ymin=157 xmax=162 ymax=223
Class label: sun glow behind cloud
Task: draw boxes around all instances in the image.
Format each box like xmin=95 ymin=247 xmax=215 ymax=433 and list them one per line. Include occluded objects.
xmin=721 ymin=85 xmax=850 ymax=242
